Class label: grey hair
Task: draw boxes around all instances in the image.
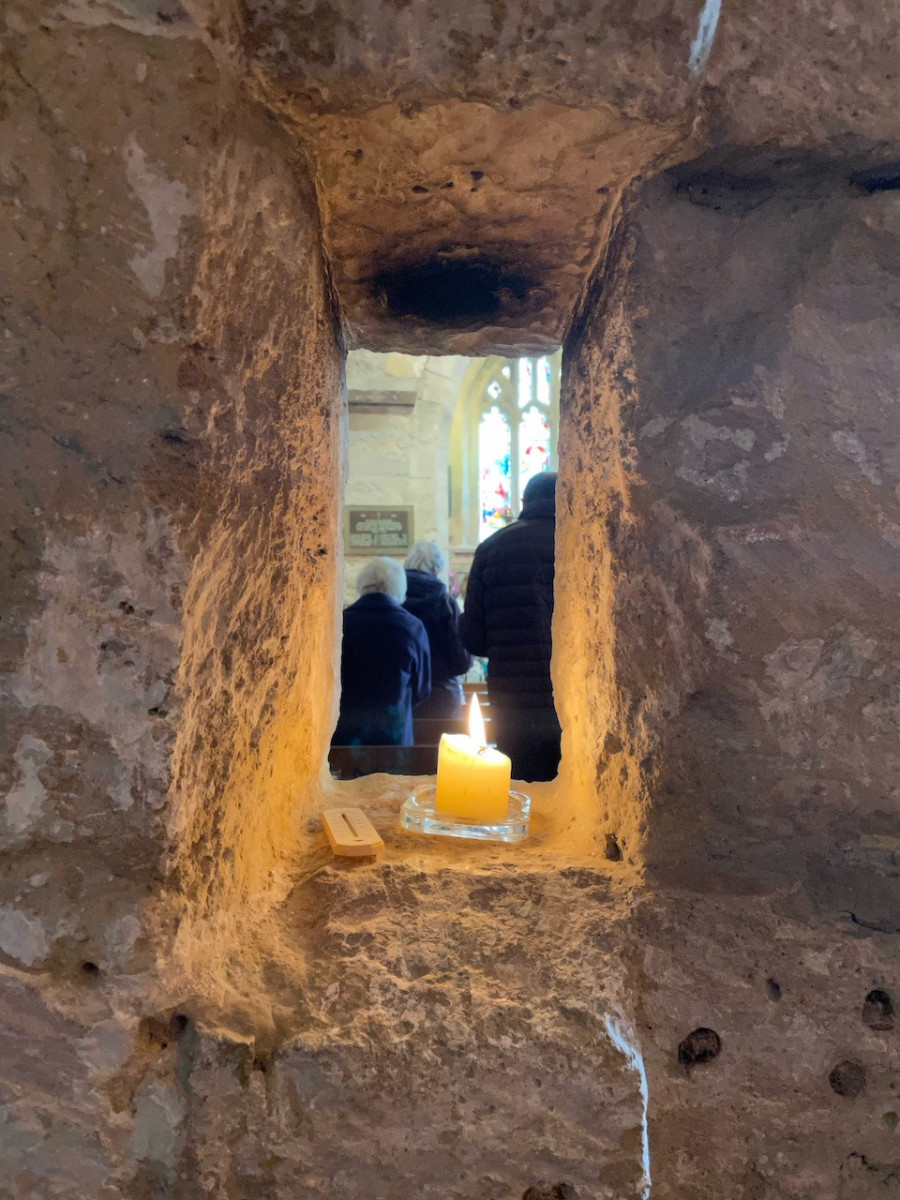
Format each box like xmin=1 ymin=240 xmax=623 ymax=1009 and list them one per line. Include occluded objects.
xmin=404 ymin=540 xmax=446 ymax=576
xmin=356 ymin=557 xmax=407 ymax=602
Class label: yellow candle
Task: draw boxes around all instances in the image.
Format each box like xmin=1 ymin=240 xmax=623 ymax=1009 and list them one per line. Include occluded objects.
xmin=435 ymin=696 xmax=511 ymax=821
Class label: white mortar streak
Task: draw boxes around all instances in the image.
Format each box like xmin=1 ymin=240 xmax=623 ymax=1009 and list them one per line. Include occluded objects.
xmin=124 ymin=136 xmax=196 ymax=297
xmin=688 ymin=0 xmax=722 ymax=74
xmin=605 ymin=1014 xmax=651 ymax=1199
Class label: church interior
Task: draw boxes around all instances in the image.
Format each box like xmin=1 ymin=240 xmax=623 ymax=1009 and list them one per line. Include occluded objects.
xmin=1 ymin=0 xmax=899 ymax=1195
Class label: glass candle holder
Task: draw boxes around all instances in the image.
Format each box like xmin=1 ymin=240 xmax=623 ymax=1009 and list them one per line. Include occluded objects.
xmin=399 ymin=783 xmax=531 ymax=844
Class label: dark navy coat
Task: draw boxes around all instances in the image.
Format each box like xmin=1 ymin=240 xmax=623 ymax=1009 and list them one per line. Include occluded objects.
xmin=332 ymin=593 xmax=431 ymax=746
xmin=403 ymin=569 xmax=472 ymax=718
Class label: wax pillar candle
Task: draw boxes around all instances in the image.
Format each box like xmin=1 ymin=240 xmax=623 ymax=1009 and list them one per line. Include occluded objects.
xmin=435 ymin=696 xmax=511 ymax=821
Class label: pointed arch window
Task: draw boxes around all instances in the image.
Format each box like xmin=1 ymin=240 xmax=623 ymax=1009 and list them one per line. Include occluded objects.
xmin=476 ymin=354 xmax=558 ymax=542
xmin=448 ymin=352 xmax=560 ymax=550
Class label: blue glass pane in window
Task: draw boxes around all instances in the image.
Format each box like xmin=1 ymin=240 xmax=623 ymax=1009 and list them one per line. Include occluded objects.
xmin=479 ymin=405 xmax=512 ymax=541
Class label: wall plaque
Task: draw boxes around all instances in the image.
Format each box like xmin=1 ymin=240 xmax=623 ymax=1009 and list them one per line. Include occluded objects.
xmin=345 ymin=507 xmax=414 ymax=555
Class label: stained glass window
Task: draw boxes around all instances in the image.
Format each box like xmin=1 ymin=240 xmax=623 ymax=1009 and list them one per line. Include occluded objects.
xmin=478 ymin=406 xmax=512 ymax=540
xmin=519 ymin=406 xmax=551 ymax=491
xmin=537 ymin=356 xmax=551 ymax=406
xmin=475 ymin=355 xmax=559 ymax=542
xmin=517 ymin=358 xmax=534 ymax=407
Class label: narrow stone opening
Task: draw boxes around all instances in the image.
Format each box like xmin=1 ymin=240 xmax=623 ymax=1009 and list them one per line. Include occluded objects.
xmin=331 ymin=349 xmax=563 ymax=787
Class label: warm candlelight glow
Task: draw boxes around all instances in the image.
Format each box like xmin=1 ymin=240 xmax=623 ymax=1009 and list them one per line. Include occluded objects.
xmin=469 ymin=694 xmax=486 ymax=745
xmin=435 ymin=694 xmax=512 ymax=821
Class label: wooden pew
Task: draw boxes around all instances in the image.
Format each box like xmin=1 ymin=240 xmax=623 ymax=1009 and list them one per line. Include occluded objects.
xmin=329 ymin=685 xmax=497 ymax=778
xmin=412 ymin=716 xmax=467 ymax=742
xmin=328 ymin=744 xmax=439 ymax=780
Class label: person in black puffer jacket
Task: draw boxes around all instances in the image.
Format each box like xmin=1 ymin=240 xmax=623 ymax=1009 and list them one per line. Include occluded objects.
xmin=459 ymin=471 xmax=560 ymax=781
xmin=403 ymin=541 xmax=473 ymax=719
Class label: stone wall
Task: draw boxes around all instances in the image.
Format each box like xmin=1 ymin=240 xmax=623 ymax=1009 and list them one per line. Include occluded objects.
xmin=166 ymin=128 xmax=343 ymax=907
xmin=559 ymin=165 xmax=900 ymax=1196
xmin=563 ymin=162 xmax=900 ymax=899
xmin=1 ymin=0 xmax=899 ymax=1196
xmin=0 ymin=2 xmax=345 ymax=1191
xmin=342 ymin=351 xmax=468 ymax=605
xmin=0 ymin=1 xmax=219 ymax=986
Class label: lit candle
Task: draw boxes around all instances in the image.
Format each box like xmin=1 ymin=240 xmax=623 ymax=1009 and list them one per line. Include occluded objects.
xmin=436 ymin=695 xmax=512 ymax=821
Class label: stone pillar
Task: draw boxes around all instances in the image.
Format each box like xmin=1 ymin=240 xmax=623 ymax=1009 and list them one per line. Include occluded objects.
xmin=166 ymin=126 xmax=344 ymax=907
xmin=562 ymin=165 xmax=900 ymax=1196
xmin=0 ymin=5 xmax=343 ymax=1188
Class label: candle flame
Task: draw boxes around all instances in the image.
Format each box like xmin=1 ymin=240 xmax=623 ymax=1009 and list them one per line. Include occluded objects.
xmin=469 ymin=693 xmax=487 ymax=745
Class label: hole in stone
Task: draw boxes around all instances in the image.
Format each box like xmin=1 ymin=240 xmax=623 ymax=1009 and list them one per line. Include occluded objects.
xmin=829 ymin=1060 xmax=866 ymax=1097
xmin=883 ymin=1111 xmax=899 ymax=1130
xmin=604 ymin=833 xmax=622 ymax=862
xmin=470 ymin=169 xmax=484 ymax=181
xmin=162 ymin=428 xmax=190 ymax=446
xmin=679 ymin=175 xmax=774 ymax=212
xmin=170 ymin=1012 xmax=190 ymax=1037
xmin=140 ymin=1016 xmax=173 ymax=1051
xmin=522 ymin=1186 xmax=578 ymax=1200
xmin=766 ymin=977 xmax=782 ymax=1000
xmin=678 ymin=1027 xmax=721 ymax=1069
xmin=372 ymin=258 xmax=533 ymax=325
xmin=80 ymin=960 xmax=101 ymax=980
xmin=862 ymin=988 xmax=894 ymax=1030
xmin=410 ymin=184 xmax=428 ymax=194
xmin=140 ymin=1011 xmax=190 ymax=1053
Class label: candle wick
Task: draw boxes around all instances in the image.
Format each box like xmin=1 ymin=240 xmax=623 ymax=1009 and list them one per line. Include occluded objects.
xmin=477 ymin=745 xmax=488 ymax=757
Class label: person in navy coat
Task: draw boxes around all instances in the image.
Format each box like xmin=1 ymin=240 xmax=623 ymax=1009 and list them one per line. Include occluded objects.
xmin=403 ymin=540 xmax=472 ymax=719
xmin=332 ymin=557 xmax=432 ymax=746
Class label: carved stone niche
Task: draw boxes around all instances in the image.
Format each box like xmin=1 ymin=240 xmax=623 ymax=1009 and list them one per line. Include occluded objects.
xmin=233 ymin=0 xmax=698 ymax=354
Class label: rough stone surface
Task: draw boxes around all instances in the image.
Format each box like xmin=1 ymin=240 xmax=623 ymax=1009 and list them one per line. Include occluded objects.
xmin=556 ymin=163 xmax=900 ymax=1195
xmin=342 ymin=350 xmax=469 ymax=603
xmin=229 ymin=0 xmax=900 ymax=351
xmin=234 ymin=0 xmax=900 ymax=149
xmin=0 ymin=0 xmax=218 ymax=982
xmin=2 ymin=0 xmax=900 ymax=1197
xmin=634 ymin=894 xmax=900 ymax=1199
xmin=173 ymin=854 xmax=648 ymax=1199
xmin=562 ymin=166 xmax=900 ymax=902
xmin=292 ymin=102 xmax=673 ymax=353
xmin=165 ymin=127 xmax=344 ymax=906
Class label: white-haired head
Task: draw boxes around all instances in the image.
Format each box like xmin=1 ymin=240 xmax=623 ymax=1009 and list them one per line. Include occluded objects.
xmin=404 ymin=540 xmax=446 ymax=576
xmin=356 ymin=557 xmax=407 ymax=602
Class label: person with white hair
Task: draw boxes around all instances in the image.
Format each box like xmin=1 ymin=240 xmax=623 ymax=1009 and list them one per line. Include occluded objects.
xmin=332 ymin=557 xmax=432 ymax=746
xmin=403 ymin=541 xmax=472 ymax=719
